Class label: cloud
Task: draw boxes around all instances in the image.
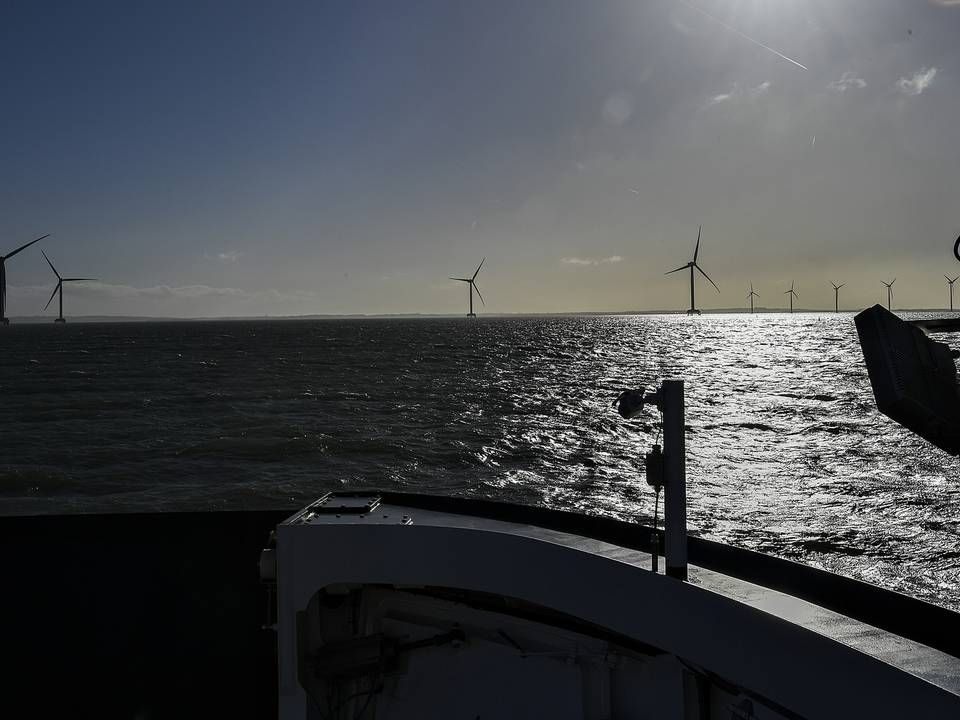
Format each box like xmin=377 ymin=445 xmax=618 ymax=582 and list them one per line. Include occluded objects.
xmin=930 ymin=1 xmax=960 ymax=6
xmin=602 ymin=92 xmax=634 ymax=126
xmin=896 ymin=67 xmax=938 ymax=96
xmin=707 ymin=81 xmax=771 ymax=106
xmin=827 ymin=72 xmax=867 ymax=92
xmin=10 ymin=282 xmax=318 ymax=303
xmin=205 ymin=250 xmax=242 ymax=263
xmin=561 ymin=256 xmax=623 ymax=266
xmin=94 ymin=283 xmax=248 ymax=299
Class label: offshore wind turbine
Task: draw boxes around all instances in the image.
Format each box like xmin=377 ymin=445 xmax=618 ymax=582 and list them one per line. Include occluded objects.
xmin=1 ymin=234 xmax=49 ymax=325
xmin=746 ymin=283 xmax=759 ymax=314
xmin=882 ymin=278 xmax=895 ymax=311
xmin=41 ymin=250 xmax=97 ymax=323
xmin=946 ymin=275 xmax=959 ymax=311
xmin=784 ymin=281 xmax=799 ymax=313
xmin=830 ymin=282 xmax=844 ymax=313
xmin=665 ymin=225 xmax=719 ymax=315
xmin=450 ymin=258 xmax=485 ymax=317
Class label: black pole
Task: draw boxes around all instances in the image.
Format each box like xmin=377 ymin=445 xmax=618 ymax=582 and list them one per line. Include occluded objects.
xmin=662 ymin=380 xmax=688 ymax=580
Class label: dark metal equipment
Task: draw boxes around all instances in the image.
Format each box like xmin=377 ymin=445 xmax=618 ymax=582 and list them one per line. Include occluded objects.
xmin=855 ymin=304 xmax=960 ymax=456
xmin=614 ymin=380 xmax=688 ymax=580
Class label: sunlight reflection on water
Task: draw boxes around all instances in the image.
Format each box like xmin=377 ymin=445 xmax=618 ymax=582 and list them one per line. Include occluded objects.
xmin=0 ymin=313 xmax=957 ymax=609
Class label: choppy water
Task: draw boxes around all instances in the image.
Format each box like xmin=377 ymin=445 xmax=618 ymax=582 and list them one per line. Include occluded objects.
xmin=1 ymin=315 xmax=958 ymax=610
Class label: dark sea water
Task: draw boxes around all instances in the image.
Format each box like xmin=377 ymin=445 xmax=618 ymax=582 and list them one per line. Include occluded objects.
xmin=1 ymin=315 xmax=958 ymax=610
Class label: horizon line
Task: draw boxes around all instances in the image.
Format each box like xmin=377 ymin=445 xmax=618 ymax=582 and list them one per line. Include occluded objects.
xmin=5 ymin=305 xmax=955 ymax=323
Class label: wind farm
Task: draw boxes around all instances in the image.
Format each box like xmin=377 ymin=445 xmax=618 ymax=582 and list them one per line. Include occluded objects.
xmin=41 ymin=250 xmax=97 ymax=323
xmin=665 ymin=225 xmax=719 ymax=315
xmin=1 ymin=234 xmax=49 ymax=326
xmin=4 ymin=228 xmax=960 ymax=321
xmin=450 ymin=258 xmax=486 ymax=317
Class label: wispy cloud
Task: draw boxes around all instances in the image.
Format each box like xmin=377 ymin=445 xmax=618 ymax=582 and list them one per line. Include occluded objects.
xmin=10 ymin=282 xmax=318 ymax=303
xmin=931 ymin=1 xmax=960 ymax=6
xmin=561 ymin=256 xmax=623 ymax=266
xmin=827 ymin=72 xmax=867 ymax=92
xmin=204 ymin=250 xmax=243 ymax=263
xmin=707 ymin=81 xmax=771 ymax=106
xmin=708 ymin=91 xmax=734 ymax=106
xmin=896 ymin=67 xmax=938 ymax=96
xmin=602 ymin=92 xmax=634 ymax=126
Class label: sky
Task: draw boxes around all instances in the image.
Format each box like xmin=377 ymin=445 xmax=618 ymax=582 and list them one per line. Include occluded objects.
xmin=2 ymin=0 xmax=960 ymax=317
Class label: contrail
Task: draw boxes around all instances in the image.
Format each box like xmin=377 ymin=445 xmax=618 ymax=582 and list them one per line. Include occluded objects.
xmin=678 ymin=0 xmax=808 ymax=71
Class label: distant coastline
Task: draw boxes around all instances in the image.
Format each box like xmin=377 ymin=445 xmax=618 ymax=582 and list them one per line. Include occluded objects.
xmin=6 ymin=306 xmax=956 ymax=323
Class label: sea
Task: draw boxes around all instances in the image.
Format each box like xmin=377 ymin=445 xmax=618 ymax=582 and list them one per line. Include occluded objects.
xmin=1 ymin=313 xmax=958 ymax=611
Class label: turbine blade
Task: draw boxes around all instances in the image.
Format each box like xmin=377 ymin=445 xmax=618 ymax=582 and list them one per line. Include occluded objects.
xmin=43 ymin=282 xmax=60 ymax=311
xmin=665 ymin=264 xmax=688 ymax=275
xmin=694 ymin=264 xmax=719 ymax=292
xmin=946 ymin=275 xmax=952 ymax=283
xmin=472 ymin=282 xmax=485 ymax=306
xmin=450 ymin=277 xmax=471 ymax=282
xmin=693 ymin=225 xmax=702 ymax=263
xmin=63 ymin=278 xmax=97 ymax=282
xmin=838 ymin=284 xmax=845 ymax=290
xmin=41 ymin=250 xmax=61 ymax=280
xmin=472 ymin=257 xmax=486 ymax=281
xmin=5 ymin=234 xmax=49 ymax=259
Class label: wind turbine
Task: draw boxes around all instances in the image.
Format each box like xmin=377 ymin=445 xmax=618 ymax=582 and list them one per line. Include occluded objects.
xmin=41 ymin=250 xmax=97 ymax=323
xmin=946 ymin=275 xmax=959 ymax=311
xmin=882 ymin=278 xmax=895 ymax=311
xmin=450 ymin=258 xmax=485 ymax=317
xmin=746 ymin=283 xmax=759 ymax=313
xmin=784 ymin=281 xmax=799 ymax=313
xmin=1 ymin=234 xmax=49 ymax=325
xmin=665 ymin=225 xmax=719 ymax=315
xmin=830 ymin=282 xmax=844 ymax=313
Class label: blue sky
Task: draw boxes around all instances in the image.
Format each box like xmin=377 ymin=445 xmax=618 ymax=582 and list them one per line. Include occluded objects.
xmin=3 ymin=0 xmax=960 ymax=316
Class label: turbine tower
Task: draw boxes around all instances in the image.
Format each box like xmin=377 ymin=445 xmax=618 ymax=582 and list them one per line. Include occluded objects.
xmin=665 ymin=225 xmax=719 ymax=315
xmin=41 ymin=250 xmax=97 ymax=323
xmin=746 ymin=283 xmax=759 ymax=314
xmin=450 ymin=258 xmax=485 ymax=317
xmin=784 ymin=281 xmax=799 ymax=314
xmin=830 ymin=282 xmax=844 ymax=313
xmin=1 ymin=234 xmax=49 ymax=325
xmin=946 ymin=275 xmax=959 ymax=311
xmin=881 ymin=278 xmax=895 ymax=311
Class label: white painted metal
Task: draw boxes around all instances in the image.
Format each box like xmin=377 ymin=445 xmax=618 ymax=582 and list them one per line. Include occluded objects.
xmin=274 ymin=501 xmax=960 ymax=719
